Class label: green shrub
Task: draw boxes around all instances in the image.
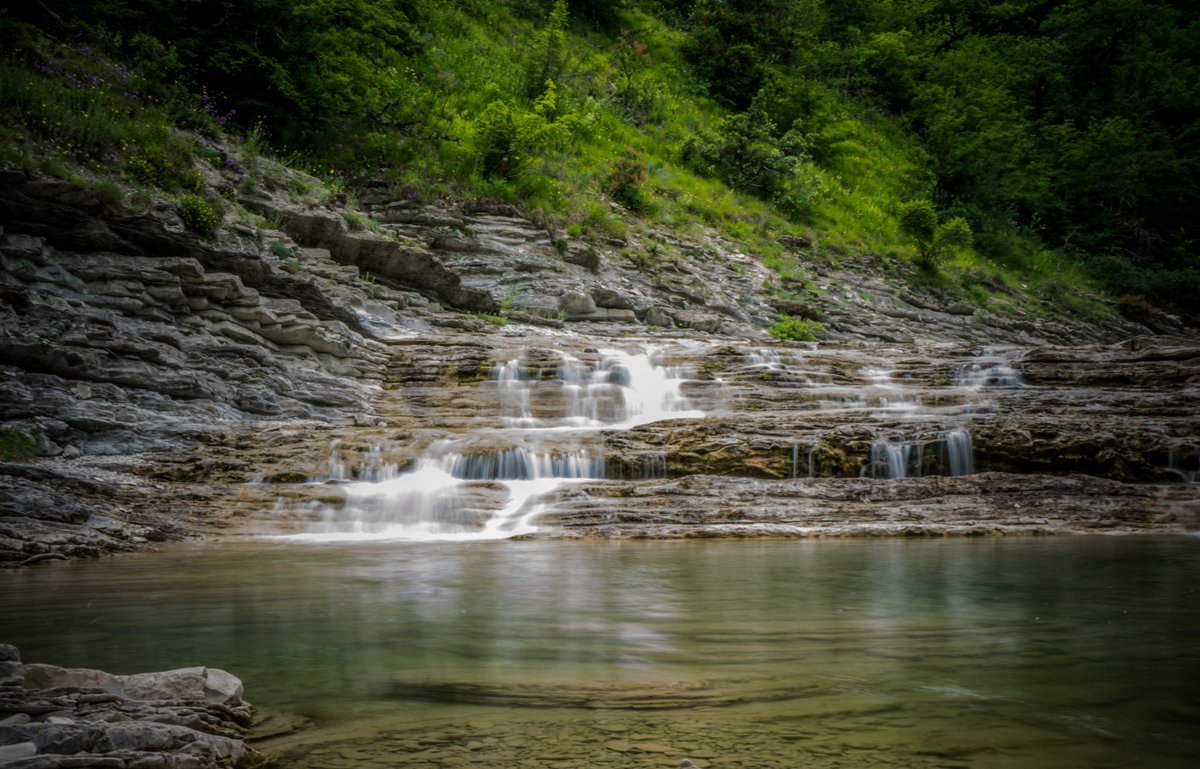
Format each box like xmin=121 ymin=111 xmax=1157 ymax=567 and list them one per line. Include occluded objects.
xmin=0 ymin=427 xmax=37 ymax=462
xmin=897 ymin=199 xmax=938 ymax=266
xmin=90 ymin=179 xmax=124 ymax=209
xmin=898 ymin=200 xmax=975 ymax=270
xmin=177 ymin=194 xmax=221 ymax=238
xmin=474 ymin=81 xmax=577 ymax=179
xmin=268 ymin=240 xmax=293 ymax=259
xmin=606 ymin=145 xmax=650 ymax=212
xmin=768 ymin=315 xmax=825 ymax=341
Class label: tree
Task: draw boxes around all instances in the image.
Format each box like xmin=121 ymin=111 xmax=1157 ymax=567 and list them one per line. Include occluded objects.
xmin=898 ymin=199 xmax=939 ymax=268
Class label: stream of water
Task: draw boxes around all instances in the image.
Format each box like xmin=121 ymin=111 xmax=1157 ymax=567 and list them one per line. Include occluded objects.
xmin=3 ymin=536 xmax=1198 ymax=768
xmin=281 ymin=343 xmax=999 ymax=541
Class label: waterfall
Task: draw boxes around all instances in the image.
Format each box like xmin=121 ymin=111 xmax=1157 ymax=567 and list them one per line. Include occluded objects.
xmin=1167 ymin=446 xmax=1199 ymax=484
xmin=791 ymin=443 xmax=818 ymax=479
xmin=862 ymin=366 xmax=921 ymax=413
xmin=861 ymin=429 xmax=976 ymax=479
xmin=495 ymin=355 xmax=536 ymax=427
xmin=749 ymin=349 xmax=783 ymax=370
xmin=958 ymin=359 xmax=1023 ymax=389
xmin=289 ymin=445 xmax=606 ymax=541
xmin=497 ymin=348 xmax=700 ymax=429
xmin=943 ymin=428 xmax=975 ymax=476
xmin=640 ymin=453 xmax=668 ymax=479
xmin=282 ymin=344 xmax=703 ymax=541
xmin=862 ymin=438 xmax=912 ymax=479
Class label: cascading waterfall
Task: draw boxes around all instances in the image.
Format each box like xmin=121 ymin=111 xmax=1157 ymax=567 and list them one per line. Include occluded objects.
xmin=861 ymin=429 xmax=976 ymax=480
xmin=289 ymin=443 xmax=608 ymax=541
xmin=943 ymin=428 xmax=975 ymax=476
xmin=496 ymin=355 xmax=536 ymax=427
xmin=285 ymin=346 xmax=702 ymax=541
xmin=862 ymin=439 xmax=915 ymax=479
xmin=1167 ymin=446 xmax=1198 ymax=484
xmin=958 ymin=358 xmax=1023 ymax=389
xmin=561 ymin=348 xmax=701 ymax=428
xmin=790 ymin=443 xmax=818 ymax=479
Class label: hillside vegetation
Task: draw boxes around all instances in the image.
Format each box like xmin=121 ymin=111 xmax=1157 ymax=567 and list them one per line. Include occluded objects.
xmin=3 ymin=0 xmax=1196 ymax=325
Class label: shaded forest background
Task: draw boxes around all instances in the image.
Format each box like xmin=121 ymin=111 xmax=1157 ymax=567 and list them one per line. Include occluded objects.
xmin=4 ymin=0 xmax=1197 ymax=318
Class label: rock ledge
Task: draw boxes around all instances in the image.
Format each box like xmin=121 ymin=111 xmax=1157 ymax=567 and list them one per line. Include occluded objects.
xmin=0 ymin=644 xmax=260 ymax=769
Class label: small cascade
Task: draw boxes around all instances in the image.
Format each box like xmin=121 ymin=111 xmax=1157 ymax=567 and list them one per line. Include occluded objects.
xmin=495 ymin=355 xmax=535 ymax=427
xmin=640 ymin=453 xmax=669 ymax=480
xmin=497 ymin=347 xmax=701 ymax=429
xmin=281 ymin=343 xmax=707 ymax=541
xmin=862 ymin=438 xmax=913 ymax=479
xmin=861 ymin=367 xmax=921 ymax=413
xmin=314 ymin=443 xmax=392 ymax=483
xmin=958 ymin=359 xmax=1023 ymax=389
xmin=289 ymin=444 xmax=606 ymax=541
xmin=790 ymin=443 xmax=818 ymax=479
xmin=748 ymin=349 xmax=784 ymax=370
xmin=1167 ymin=446 xmax=1199 ymax=484
xmin=942 ymin=428 xmax=975 ymax=477
xmin=861 ymin=429 xmax=976 ymax=480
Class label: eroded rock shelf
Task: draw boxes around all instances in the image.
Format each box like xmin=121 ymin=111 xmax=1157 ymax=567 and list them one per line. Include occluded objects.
xmin=1 ymin=167 xmax=1198 ymax=563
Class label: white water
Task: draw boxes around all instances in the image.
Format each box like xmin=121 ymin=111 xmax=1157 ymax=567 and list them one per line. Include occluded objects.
xmin=860 ymin=429 xmax=975 ymax=479
xmin=958 ymin=356 xmax=1023 ymax=389
xmin=284 ymin=346 xmax=702 ymax=542
xmin=277 ymin=344 xmax=1007 ymax=540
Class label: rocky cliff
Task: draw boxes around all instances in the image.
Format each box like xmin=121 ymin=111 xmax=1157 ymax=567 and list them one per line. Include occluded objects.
xmin=1 ymin=163 xmax=1197 ymax=563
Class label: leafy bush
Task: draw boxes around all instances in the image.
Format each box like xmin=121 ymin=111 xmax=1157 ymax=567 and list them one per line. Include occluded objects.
xmin=897 ymin=199 xmax=938 ymax=266
xmin=177 ymin=194 xmax=221 ymax=238
xmin=268 ymin=240 xmax=292 ymax=259
xmin=0 ymin=427 xmax=37 ymax=462
xmin=521 ymin=0 xmax=570 ymax=101
xmin=768 ymin=315 xmax=825 ymax=341
xmin=474 ymin=80 xmax=576 ymax=179
xmin=898 ymin=200 xmax=973 ymax=269
xmin=606 ymin=145 xmax=650 ymax=212
xmin=683 ymin=103 xmax=823 ymax=218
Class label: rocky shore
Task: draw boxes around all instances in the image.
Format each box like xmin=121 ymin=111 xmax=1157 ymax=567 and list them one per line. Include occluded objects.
xmin=0 ymin=644 xmax=259 ymax=769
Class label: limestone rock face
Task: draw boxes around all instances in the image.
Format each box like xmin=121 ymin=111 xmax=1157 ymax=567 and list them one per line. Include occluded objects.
xmin=0 ymin=170 xmax=406 ymax=563
xmin=0 ymin=647 xmax=258 ymax=769
xmin=2 ymin=161 xmax=1195 ymax=558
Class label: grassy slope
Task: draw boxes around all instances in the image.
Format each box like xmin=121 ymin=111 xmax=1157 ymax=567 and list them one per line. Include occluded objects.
xmin=0 ymin=4 xmax=1120 ymax=330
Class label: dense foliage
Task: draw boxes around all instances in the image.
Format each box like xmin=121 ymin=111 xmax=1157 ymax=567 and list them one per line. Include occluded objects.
xmin=4 ymin=0 xmax=1197 ymax=317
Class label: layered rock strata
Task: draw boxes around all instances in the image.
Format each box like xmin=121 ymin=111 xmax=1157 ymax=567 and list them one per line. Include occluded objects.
xmin=0 ymin=644 xmax=259 ymax=769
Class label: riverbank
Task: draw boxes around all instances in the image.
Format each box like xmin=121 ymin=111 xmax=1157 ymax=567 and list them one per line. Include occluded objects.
xmin=0 ymin=644 xmax=260 ymax=769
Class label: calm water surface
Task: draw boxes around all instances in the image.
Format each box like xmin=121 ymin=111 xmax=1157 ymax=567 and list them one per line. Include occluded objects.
xmin=3 ymin=537 xmax=1198 ymax=768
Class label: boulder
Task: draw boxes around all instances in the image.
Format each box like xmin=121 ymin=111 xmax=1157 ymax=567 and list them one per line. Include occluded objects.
xmin=121 ymin=667 xmax=245 ymax=707
xmin=558 ymin=290 xmax=597 ymax=317
xmin=644 ymin=305 xmax=674 ymax=328
xmin=591 ymin=287 xmax=634 ymax=310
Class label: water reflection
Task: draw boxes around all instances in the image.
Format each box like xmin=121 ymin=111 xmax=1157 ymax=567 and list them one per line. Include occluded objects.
xmin=2 ymin=537 xmax=1198 ymax=768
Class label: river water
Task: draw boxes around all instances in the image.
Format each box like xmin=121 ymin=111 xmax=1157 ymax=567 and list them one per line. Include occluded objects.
xmin=3 ymin=536 xmax=1198 ymax=768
